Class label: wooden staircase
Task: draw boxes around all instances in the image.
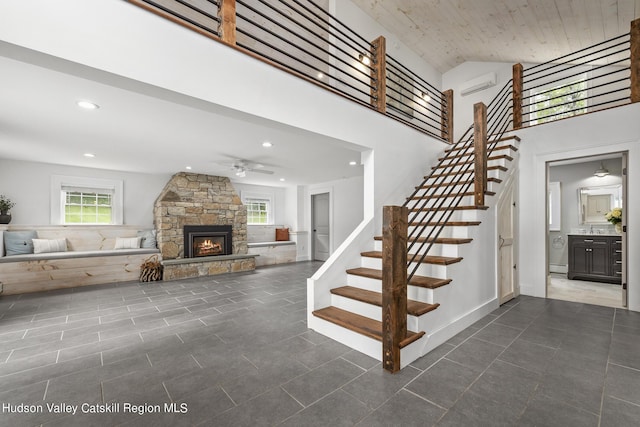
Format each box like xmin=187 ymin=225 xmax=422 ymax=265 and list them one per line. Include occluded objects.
xmin=311 ymin=135 xmax=521 ymax=369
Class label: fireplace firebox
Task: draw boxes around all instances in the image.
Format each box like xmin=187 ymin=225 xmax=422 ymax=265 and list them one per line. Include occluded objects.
xmin=184 ymin=225 xmax=232 ymax=258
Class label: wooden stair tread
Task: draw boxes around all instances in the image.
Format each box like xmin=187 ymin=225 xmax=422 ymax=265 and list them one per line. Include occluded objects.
xmin=409 ymin=191 xmax=495 ymax=200
xmin=361 ymin=251 xmax=463 ymax=265
xmin=331 ymin=286 xmax=440 ymax=316
xmin=410 ymin=205 xmax=489 ymax=212
xmin=312 ymin=306 xmax=425 ymax=347
xmin=346 ymin=267 xmax=452 ymax=289
xmin=374 ymin=236 xmax=472 ymax=245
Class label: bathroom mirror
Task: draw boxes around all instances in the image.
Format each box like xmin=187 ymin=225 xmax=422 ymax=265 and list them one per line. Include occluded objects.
xmin=578 ymin=184 xmax=622 ymax=224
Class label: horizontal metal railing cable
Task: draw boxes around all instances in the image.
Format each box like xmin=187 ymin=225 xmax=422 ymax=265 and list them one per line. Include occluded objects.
xmin=404 ymin=80 xmax=514 ymax=281
xmin=386 ymin=56 xmax=446 ymax=106
xmin=138 ymin=0 xmax=221 ymax=37
xmin=524 ymin=33 xmax=630 ymax=75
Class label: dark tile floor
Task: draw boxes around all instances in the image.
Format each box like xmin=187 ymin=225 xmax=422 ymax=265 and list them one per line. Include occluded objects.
xmin=0 ymin=261 xmax=639 ymax=426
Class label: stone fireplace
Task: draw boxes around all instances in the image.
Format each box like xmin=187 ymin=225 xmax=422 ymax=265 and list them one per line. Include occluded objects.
xmin=153 ymin=173 xmax=256 ymax=280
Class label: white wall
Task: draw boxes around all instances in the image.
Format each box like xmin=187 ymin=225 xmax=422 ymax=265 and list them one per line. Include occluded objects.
xmin=517 ymin=102 xmax=640 ymax=312
xmin=306 ymin=175 xmax=364 ymax=258
xmin=0 ymin=159 xmax=169 ymax=227
xmin=442 ymin=61 xmax=513 ymax=140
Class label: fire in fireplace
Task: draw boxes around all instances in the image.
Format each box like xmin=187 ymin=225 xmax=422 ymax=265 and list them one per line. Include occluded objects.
xmin=184 ymin=225 xmax=232 ymax=258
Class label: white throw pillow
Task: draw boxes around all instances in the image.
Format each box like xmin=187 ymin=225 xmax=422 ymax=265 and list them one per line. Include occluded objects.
xmin=32 ymin=238 xmax=68 ymax=254
xmin=114 ymin=236 xmax=141 ymax=249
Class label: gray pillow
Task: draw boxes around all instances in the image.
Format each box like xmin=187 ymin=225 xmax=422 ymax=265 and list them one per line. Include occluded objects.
xmin=137 ymin=230 xmax=157 ymax=249
xmin=4 ymin=231 xmax=38 ymax=256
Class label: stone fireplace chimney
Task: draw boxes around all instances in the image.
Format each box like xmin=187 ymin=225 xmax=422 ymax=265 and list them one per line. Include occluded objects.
xmin=153 ymin=173 xmax=247 ymax=260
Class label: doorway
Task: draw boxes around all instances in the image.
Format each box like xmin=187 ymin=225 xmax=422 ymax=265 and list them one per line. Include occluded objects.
xmin=546 ymin=153 xmax=627 ymax=308
xmin=498 ymin=175 xmax=518 ymax=304
xmin=312 ymin=192 xmax=330 ymax=261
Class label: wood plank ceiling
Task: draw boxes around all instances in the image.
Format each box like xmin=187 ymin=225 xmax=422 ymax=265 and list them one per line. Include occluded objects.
xmin=350 ymin=0 xmax=640 ymax=73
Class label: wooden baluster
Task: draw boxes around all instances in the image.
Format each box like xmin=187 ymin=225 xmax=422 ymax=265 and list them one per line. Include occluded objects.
xmin=631 ymin=18 xmax=640 ymax=103
xmin=441 ymin=89 xmax=454 ymax=144
xmin=382 ymin=205 xmax=408 ymax=373
xmin=370 ymin=36 xmax=386 ymax=113
xmin=218 ymin=0 xmax=236 ymax=45
xmin=473 ymin=103 xmax=488 ymax=207
xmin=512 ymin=63 xmax=523 ymax=129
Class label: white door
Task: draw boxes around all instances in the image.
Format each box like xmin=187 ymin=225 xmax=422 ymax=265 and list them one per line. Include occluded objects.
xmin=498 ymin=178 xmax=518 ymax=304
xmin=312 ymin=193 xmax=330 ymax=261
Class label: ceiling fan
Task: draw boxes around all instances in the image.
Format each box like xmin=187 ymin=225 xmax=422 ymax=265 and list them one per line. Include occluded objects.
xmin=230 ymin=160 xmax=274 ymax=178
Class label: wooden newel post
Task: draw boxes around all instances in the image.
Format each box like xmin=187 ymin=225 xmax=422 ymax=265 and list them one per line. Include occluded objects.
xmin=382 ymin=205 xmax=408 ymax=373
xmin=370 ymin=36 xmax=387 ymax=113
xmin=441 ymin=89 xmax=454 ymax=144
xmin=631 ymin=18 xmax=640 ymax=103
xmin=473 ymin=103 xmax=488 ymax=207
xmin=512 ymin=63 xmax=523 ymax=129
xmin=218 ymin=0 xmax=236 ymax=45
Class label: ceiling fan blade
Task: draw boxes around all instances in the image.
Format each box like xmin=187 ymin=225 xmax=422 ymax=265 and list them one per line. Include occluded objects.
xmin=248 ymin=168 xmax=274 ymax=175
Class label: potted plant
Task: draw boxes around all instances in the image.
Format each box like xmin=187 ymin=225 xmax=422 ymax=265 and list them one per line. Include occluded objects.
xmin=605 ymin=207 xmax=622 ymax=233
xmin=0 ymin=194 xmax=15 ymax=224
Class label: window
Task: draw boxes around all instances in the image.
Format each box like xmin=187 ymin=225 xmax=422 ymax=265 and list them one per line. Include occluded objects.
xmin=530 ymin=79 xmax=587 ymax=125
xmin=241 ymin=191 xmax=274 ymax=225
xmin=246 ymin=198 xmax=271 ymax=224
xmin=51 ymin=175 xmax=123 ymax=225
xmin=64 ymin=189 xmax=113 ymax=224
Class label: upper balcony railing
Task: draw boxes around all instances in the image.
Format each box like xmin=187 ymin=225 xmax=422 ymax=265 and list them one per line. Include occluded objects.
xmin=128 ymin=0 xmax=453 ymax=143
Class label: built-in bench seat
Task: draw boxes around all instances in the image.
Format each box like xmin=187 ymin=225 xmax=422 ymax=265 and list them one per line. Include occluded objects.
xmin=247 ymin=241 xmax=296 ymax=267
xmin=0 ymin=225 xmax=160 ymax=295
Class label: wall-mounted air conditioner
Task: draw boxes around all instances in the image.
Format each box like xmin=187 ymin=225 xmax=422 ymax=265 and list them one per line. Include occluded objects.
xmin=460 ymin=72 xmax=497 ymax=96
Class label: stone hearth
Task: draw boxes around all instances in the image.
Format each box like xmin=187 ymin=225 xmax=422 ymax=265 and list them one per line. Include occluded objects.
xmin=153 ymin=173 xmax=255 ymax=280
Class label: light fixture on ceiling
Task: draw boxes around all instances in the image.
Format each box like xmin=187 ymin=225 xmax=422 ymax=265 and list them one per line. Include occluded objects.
xmin=235 ymin=169 xmax=246 ymax=178
xmin=262 ymin=141 xmax=273 ymax=148
xmin=358 ymin=54 xmax=371 ymax=66
xmin=83 ymin=153 xmax=95 ymax=158
xmin=594 ymin=162 xmax=610 ymax=177
xmin=77 ymin=100 xmax=99 ymax=110
xmin=185 ymin=166 xmax=192 ymax=170
xmin=349 ymin=161 xmax=357 ymax=166
xmin=279 ymin=178 xmax=286 ymax=182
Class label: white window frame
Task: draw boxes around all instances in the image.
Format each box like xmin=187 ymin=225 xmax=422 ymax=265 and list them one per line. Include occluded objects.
xmin=51 ymin=175 xmax=123 ymax=225
xmin=241 ymin=191 xmax=274 ymax=225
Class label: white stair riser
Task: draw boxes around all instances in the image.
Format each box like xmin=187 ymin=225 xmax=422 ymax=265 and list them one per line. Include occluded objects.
xmin=361 ymin=256 xmax=449 ymax=279
xmin=347 ymin=274 xmax=382 ymax=292
xmin=373 ymin=240 xmax=462 ymax=257
xmin=374 ymin=240 xmax=462 ymax=257
xmin=408 ymin=226 xmax=471 ymax=238
xmin=410 ymin=209 xmax=481 ymax=222
xmin=330 ymin=294 xmax=421 ymax=331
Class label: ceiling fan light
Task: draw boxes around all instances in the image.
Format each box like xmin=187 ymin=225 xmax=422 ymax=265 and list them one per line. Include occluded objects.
xmin=235 ymin=169 xmax=246 ymax=177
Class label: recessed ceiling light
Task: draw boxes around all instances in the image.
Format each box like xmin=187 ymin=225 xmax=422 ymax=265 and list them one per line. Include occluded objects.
xmin=77 ymin=101 xmax=99 ymax=110
xmin=349 ymin=161 xmax=357 ymax=166
xmin=185 ymin=166 xmax=192 ymax=170
xmin=83 ymin=153 xmax=95 ymax=158
xmin=262 ymin=141 xmax=273 ymax=148
xmin=279 ymin=178 xmax=286 ymax=182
